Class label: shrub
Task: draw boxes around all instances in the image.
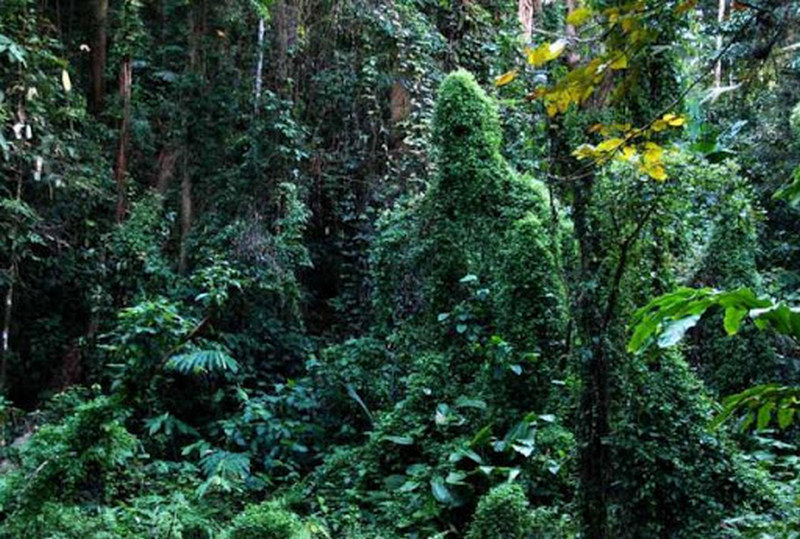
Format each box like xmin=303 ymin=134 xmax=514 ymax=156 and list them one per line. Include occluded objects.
xmin=0 ymin=395 xmax=138 ymax=513
xmin=225 ymin=501 xmax=309 ymax=539
xmin=466 ymin=483 xmax=531 ymax=539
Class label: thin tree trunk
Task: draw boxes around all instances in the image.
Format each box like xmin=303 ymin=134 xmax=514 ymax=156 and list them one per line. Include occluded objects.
xmin=178 ymin=153 xmax=192 ymax=274
xmin=1 ymin=170 xmax=23 ymax=392
xmin=519 ymin=0 xmax=534 ymax=41
xmin=715 ymin=0 xmax=726 ymax=87
xmin=565 ymin=0 xmax=580 ymax=66
xmin=179 ymin=5 xmax=201 ymax=273
xmin=155 ymin=147 xmax=179 ymax=196
xmin=1 ymin=263 xmax=16 ymax=392
xmin=114 ymin=56 xmax=132 ymax=223
xmin=254 ymin=17 xmax=266 ymax=112
xmin=90 ymin=0 xmax=108 ymax=115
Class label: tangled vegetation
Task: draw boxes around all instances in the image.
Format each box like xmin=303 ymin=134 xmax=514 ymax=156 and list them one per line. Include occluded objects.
xmin=1 ymin=0 xmax=799 ymax=538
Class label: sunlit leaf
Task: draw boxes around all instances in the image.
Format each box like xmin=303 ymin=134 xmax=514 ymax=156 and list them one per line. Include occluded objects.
xmin=596 ymin=137 xmax=625 ymax=153
xmin=527 ymin=39 xmax=567 ymax=67
xmin=566 ymin=6 xmax=593 ymax=27
xmin=610 ymin=54 xmax=628 ymax=70
xmin=495 ymin=69 xmax=517 ymax=87
xmin=657 ymin=315 xmax=700 ymax=347
xmin=61 ymin=69 xmax=72 ymax=93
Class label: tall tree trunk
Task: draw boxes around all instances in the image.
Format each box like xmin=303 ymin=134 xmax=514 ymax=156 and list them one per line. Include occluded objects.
xmin=90 ymin=0 xmax=108 ymax=115
xmin=571 ymin=173 xmax=611 ymax=539
xmin=114 ymin=56 xmax=132 ymax=223
xmin=178 ymin=3 xmax=203 ymax=273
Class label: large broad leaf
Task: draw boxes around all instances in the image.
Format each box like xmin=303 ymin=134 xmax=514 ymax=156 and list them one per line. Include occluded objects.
xmin=629 ymin=287 xmax=800 ymax=431
xmin=166 ymin=348 xmax=239 ymax=375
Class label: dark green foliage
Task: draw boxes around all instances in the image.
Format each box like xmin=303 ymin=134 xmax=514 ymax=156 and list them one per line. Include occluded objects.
xmin=495 ymin=212 xmax=568 ymax=355
xmin=692 ymin=181 xmax=781 ymax=396
xmin=0 ymin=395 xmax=138 ymax=512
xmin=609 ymin=351 xmax=775 ymax=538
xmin=307 ymin=70 xmax=573 ymax=536
xmin=1 ymin=0 xmax=799 ymax=537
xmin=465 ymin=483 xmax=531 ymax=539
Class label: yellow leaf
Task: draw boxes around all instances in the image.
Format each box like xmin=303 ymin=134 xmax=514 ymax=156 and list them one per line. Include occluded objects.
xmin=61 ymin=69 xmax=72 ymax=93
xmin=495 ymin=70 xmax=518 ymax=87
xmin=620 ymin=17 xmax=637 ymax=33
xmin=643 ymin=143 xmax=663 ymax=165
xmin=526 ymin=39 xmax=567 ymax=67
xmin=546 ymin=102 xmax=558 ymax=117
xmin=620 ymin=146 xmax=637 ymax=161
xmin=668 ymin=116 xmax=686 ymax=127
xmin=566 ymin=7 xmax=593 ymax=27
xmin=596 ymin=137 xmax=624 ymax=153
xmin=572 ymin=144 xmax=597 ymax=160
xmin=651 ymin=119 xmax=668 ymax=132
xmin=644 ymin=163 xmax=667 ymax=181
xmin=610 ymin=54 xmax=628 ymax=70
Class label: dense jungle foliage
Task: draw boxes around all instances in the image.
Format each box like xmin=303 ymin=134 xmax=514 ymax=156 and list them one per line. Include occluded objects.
xmin=1 ymin=0 xmax=799 ymax=537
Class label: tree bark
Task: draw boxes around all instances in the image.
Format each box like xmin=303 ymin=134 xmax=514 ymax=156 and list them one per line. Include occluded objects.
xmin=114 ymin=56 xmax=132 ymax=223
xmin=178 ymin=153 xmax=192 ymax=274
xmin=519 ymin=0 xmax=534 ymax=41
xmin=90 ymin=0 xmax=108 ymax=115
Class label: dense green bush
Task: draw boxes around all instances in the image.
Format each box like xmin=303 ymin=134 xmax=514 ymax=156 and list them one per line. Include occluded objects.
xmin=609 ymin=350 xmax=776 ymax=538
xmin=465 ymin=483 xmax=531 ymax=539
xmin=0 ymin=396 xmax=138 ymax=512
xmin=224 ymin=501 xmax=308 ymax=539
xmin=692 ymin=180 xmax=780 ymax=396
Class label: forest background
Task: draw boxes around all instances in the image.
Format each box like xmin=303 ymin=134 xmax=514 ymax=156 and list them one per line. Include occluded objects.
xmin=0 ymin=0 xmax=799 ymax=537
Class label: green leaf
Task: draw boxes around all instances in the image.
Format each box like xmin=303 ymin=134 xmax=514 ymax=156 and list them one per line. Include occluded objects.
xmin=383 ymin=435 xmax=414 ymax=445
xmin=756 ymin=402 xmax=774 ymax=431
xmin=657 ymin=315 xmax=701 ymax=348
xmin=430 ymin=477 xmax=455 ymax=505
xmin=723 ymin=306 xmax=747 ymax=336
xmin=777 ymin=407 xmax=795 ymax=429
xmin=774 ymin=167 xmax=800 ymax=207
xmin=454 ymin=396 xmax=487 ymax=410
xmin=167 ymin=348 xmax=239 ymax=375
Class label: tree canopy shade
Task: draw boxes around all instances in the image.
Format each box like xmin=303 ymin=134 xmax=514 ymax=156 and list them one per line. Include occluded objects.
xmin=0 ymin=0 xmax=799 ymax=537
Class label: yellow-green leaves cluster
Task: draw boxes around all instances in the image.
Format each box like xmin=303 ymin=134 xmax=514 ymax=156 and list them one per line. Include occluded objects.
xmin=572 ymin=113 xmax=686 ymax=180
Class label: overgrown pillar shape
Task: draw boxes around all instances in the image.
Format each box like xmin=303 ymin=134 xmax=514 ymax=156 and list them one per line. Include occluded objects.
xmin=421 ymin=70 xmax=512 ymax=316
